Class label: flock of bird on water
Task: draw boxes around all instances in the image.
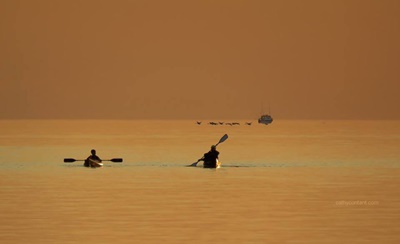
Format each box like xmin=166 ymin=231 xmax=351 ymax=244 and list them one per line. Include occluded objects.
xmin=196 ymin=121 xmax=253 ymax=126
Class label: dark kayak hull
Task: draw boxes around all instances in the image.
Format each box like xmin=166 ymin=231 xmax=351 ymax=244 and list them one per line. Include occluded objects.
xmin=203 ymin=159 xmax=221 ymax=168
xmin=84 ymin=159 xmax=103 ymax=168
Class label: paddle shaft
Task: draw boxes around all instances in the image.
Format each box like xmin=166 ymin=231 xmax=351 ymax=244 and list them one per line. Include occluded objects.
xmin=64 ymin=158 xmax=123 ymax=163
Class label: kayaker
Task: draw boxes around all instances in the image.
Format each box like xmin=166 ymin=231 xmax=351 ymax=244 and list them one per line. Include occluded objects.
xmin=84 ymin=149 xmax=102 ymax=167
xmin=198 ymin=145 xmax=219 ymax=168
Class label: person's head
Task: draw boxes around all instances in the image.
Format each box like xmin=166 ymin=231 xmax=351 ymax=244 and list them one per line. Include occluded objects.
xmin=211 ymin=145 xmax=217 ymax=151
xmin=91 ymin=149 xmax=96 ymax=155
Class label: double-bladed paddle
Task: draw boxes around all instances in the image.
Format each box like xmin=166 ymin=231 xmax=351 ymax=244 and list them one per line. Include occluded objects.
xmin=189 ymin=134 xmax=228 ymax=167
xmin=64 ymin=158 xmax=123 ymax=163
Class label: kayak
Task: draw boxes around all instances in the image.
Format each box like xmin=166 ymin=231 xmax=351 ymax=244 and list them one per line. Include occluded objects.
xmin=84 ymin=158 xmax=103 ymax=168
xmin=203 ymin=159 xmax=221 ymax=168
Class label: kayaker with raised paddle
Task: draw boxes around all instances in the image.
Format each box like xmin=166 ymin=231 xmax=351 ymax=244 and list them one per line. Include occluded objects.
xmin=198 ymin=145 xmax=219 ymax=168
xmin=84 ymin=149 xmax=102 ymax=167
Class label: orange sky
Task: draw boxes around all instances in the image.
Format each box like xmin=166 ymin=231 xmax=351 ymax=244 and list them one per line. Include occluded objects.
xmin=1 ymin=0 xmax=399 ymax=119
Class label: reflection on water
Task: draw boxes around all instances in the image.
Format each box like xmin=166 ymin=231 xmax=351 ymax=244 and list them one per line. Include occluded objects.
xmin=0 ymin=120 xmax=399 ymax=243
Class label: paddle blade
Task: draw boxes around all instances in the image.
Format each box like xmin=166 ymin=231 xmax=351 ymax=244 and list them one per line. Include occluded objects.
xmin=64 ymin=158 xmax=76 ymax=163
xmin=218 ymin=134 xmax=229 ymax=144
xmin=189 ymin=162 xmax=198 ymax=167
xmin=110 ymin=158 xmax=123 ymax=163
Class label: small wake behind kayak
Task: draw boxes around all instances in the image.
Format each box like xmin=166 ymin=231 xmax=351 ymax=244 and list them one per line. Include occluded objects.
xmin=84 ymin=158 xmax=103 ymax=168
xmin=217 ymin=160 xmax=221 ymax=168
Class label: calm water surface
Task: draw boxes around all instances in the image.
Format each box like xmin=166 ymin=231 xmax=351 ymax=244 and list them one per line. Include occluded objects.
xmin=0 ymin=120 xmax=399 ymax=243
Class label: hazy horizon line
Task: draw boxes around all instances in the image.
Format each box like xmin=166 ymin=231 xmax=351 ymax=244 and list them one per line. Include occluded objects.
xmin=1 ymin=118 xmax=399 ymax=121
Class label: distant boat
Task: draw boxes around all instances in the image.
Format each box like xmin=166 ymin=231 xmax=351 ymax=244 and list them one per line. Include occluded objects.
xmin=258 ymin=103 xmax=273 ymax=125
xmin=258 ymin=114 xmax=273 ymax=125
